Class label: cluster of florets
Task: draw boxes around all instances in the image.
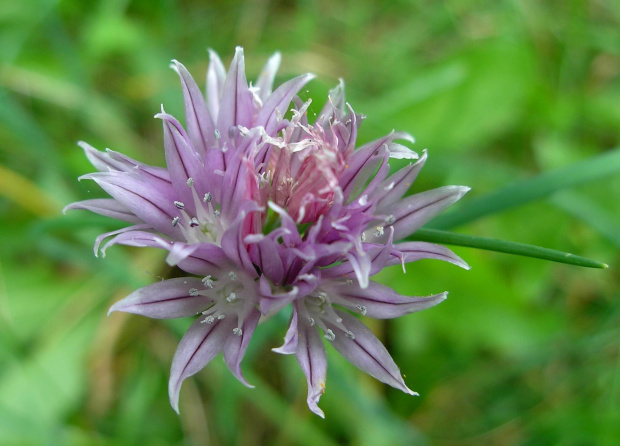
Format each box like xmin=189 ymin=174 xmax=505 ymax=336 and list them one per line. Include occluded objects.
xmin=66 ymin=47 xmax=469 ymax=417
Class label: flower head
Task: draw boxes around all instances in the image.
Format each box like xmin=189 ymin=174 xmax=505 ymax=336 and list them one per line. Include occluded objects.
xmin=66 ymin=48 xmax=469 ymax=417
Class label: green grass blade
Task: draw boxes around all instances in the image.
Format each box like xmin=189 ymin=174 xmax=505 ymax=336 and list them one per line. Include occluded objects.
xmin=551 ymin=190 xmax=620 ymax=249
xmin=428 ymin=148 xmax=620 ymax=229
xmin=409 ymin=228 xmax=609 ymax=269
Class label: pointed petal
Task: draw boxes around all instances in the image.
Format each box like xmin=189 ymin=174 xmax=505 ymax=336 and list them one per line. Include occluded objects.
xmin=379 ymin=186 xmax=470 ymax=242
xmin=63 ymin=198 xmax=142 ymax=224
xmin=255 ymin=51 xmax=281 ymax=101
xmin=328 ymin=281 xmax=447 ymax=319
xmin=317 ymin=79 xmax=345 ymax=124
xmin=156 ymin=111 xmax=204 ymax=207
xmin=389 ymin=241 xmax=470 ymax=270
xmin=82 ymin=172 xmax=178 ymax=236
xmin=249 ymin=235 xmax=285 ymax=285
xmin=206 ymin=49 xmax=227 ymax=118
xmin=255 ymin=73 xmax=315 ymax=135
xmin=295 ymin=312 xmax=327 ymax=418
xmin=171 ymin=60 xmax=215 ymax=157
xmin=175 ymin=243 xmax=229 ymax=276
xmin=80 ymin=141 xmax=128 ymax=172
xmin=79 ymin=141 xmax=169 ymax=180
xmin=373 ymin=150 xmax=427 ymax=212
xmin=216 ymin=47 xmax=254 ymax=145
xmin=327 ymin=309 xmax=416 ymax=395
xmin=220 ymin=201 xmax=262 ymax=277
xmin=339 ymin=134 xmax=391 ymax=200
xmin=108 ymin=277 xmax=212 ymax=319
xmin=258 ymin=275 xmax=298 ymax=316
xmin=223 ymin=309 xmax=261 ymax=387
xmin=322 ymin=239 xmax=394 ymax=280
xmin=165 ymin=242 xmax=200 ymax=267
xmin=169 ymin=316 xmax=234 ymax=413
xmin=219 ymin=132 xmax=261 ymax=221
xmin=272 ymin=306 xmax=299 ymax=354
xmin=95 ymin=225 xmax=158 ymax=256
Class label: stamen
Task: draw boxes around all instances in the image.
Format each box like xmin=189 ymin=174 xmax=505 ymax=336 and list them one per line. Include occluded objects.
xmin=171 ymin=216 xmax=180 ymax=227
xmin=189 ymin=217 xmax=200 ymax=227
xmin=345 ymin=279 xmax=353 ymax=285
xmin=232 ymin=327 xmax=243 ymax=336
xmin=214 ymin=129 xmax=221 ymax=140
xmin=385 ymin=215 xmax=395 ymax=225
xmin=345 ymin=331 xmax=355 ymax=340
xmin=202 ymin=275 xmax=214 ymax=288
xmin=361 ymin=232 xmax=366 ymax=242
xmin=317 ymin=291 xmax=327 ymax=302
xmin=201 ymin=315 xmax=215 ymax=324
xmin=174 ymin=201 xmax=185 ymax=209
xmin=226 ymin=292 xmax=237 ymax=302
xmin=203 ymin=192 xmax=213 ymax=203
xmin=324 ymin=329 xmax=335 ymax=341
xmin=374 ymin=226 xmax=385 ymax=237
xmin=214 ymin=210 xmax=221 ymax=217
xmin=188 ymin=288 xmax=199 ymax=297
xmin=186 ymin=177 xmax=194 ymax=188
xmin=217 ymin=314 xmax=226 ymax=320
xmin=356 ymin=304 xmax=367 ymax=316
xmin=228 ymin=271 xmax=238 ymax=281
xmin=308 ymin=317 xmax=315 ymax=326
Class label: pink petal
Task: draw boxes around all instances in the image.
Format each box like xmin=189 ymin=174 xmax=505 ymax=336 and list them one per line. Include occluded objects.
xmin=108 ymin=277 xmax=212 ymax=319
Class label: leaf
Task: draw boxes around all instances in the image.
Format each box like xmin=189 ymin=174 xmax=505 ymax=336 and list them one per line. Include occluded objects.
xmin=429 ymin=147 xmax=620 ymax=229
xmin=408 ymin=228 xmax=609 ymax=269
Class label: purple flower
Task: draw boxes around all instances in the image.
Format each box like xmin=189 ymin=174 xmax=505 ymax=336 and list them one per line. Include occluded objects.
xmin=66 ymin=48 xmax=469 ymax=417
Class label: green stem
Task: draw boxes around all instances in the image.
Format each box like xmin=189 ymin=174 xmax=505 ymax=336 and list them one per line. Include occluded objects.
xmin=409 ymin=228 xmax=609 ymax=269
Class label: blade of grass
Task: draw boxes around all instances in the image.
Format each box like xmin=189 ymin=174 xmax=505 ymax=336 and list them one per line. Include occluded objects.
xmin=409 ymin=228 xmax=609 ymax=269
xmin=551 ymin=190 xmax=620 ymax=248
xmin=428 ymin=148 xmax=620 ymax=229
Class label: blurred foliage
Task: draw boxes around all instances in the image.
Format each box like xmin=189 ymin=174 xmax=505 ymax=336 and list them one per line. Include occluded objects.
xmin=1 ymin=0 xmax=619 ymax=445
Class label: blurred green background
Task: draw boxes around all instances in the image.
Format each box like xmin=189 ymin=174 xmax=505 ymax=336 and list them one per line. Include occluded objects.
xmin=1 ymin=0 xmax=619 ymax=445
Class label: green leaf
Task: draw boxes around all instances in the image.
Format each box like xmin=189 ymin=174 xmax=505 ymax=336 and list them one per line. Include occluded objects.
xmin=429 ymin=148 xmax=620 ymax=229
xmin=409 ymin=228 xmax=609 ymax=269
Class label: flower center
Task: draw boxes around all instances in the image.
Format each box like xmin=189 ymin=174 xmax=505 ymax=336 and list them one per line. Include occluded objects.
xmin=170 ymin=178 xmax=224 ymax=245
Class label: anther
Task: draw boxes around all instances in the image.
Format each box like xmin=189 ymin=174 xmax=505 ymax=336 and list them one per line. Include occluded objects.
xmin=203 ymin=192 xmax=213 ymax=203
xmin=186 ymin=178 xmax=194 ymax=188
xmin=202 ymin=275 xmax=214 ymax=288
xmin=201 ymin=315 xmax=215 ymax=324
xmin=345 ymin=331 xmax=355 ymax=339
xmin=174 ymin=201 xmax=185 ymax=209
xmin=324 ymin=329 xmax=335 ymax=341
xmin=308 ymin=317 xmax=315 ymax=326
xmin=189 ymin=217 xmax=200 ymax=227
xmin=214 ymin=129 xmax=221 ymax=139
xmin=317 ymin=291 xmax=327 ymax=302
xmin=232 ymin=327 xmax=243 ymax=336
xmin=171 ymin=216 xmax=180 ymax=227
xmin=226 ymin=292 xmax=237 ymax=302
xmin=188 ymin=288 xmax=199 ymax=297
xmin=385 ymin=215 xmax=395 ymax=225
xmin=214 ymin=210 xmax=221 ymax=217
xmin=374 ymin=226 xmax=384 ymax=237
xmin=361 ymin=232 xmax=366 ymax=242
xmin=217 ymin=314 xmax=226 ymax=320
xmin=346 ymin=279 xmax=353 ymax=285
xmin=356 ymin=304 xmax=367 ymax=316
xmin=228 ymin=271 xmax=238 ymax=281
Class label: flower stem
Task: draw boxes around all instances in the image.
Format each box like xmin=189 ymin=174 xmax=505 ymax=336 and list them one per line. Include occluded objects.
xmin=409 ymin=228 xmax=609 ymax=269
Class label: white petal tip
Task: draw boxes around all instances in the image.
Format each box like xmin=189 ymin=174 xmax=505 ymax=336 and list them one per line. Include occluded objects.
xmin=310 ymin=407 xmax=325 ymax=419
